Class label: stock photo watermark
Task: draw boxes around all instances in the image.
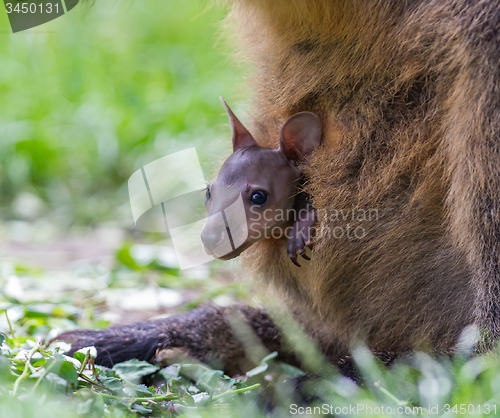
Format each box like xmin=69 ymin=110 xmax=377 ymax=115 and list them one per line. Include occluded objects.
xmin=128 ymin=148 xmax=381 ymax=270
xmin=3 ymin=0 xmax=79 ymax=32
xmin=246 ymin=206 xmax=380 ymax=241
xmin=290 ymin=403 xmax=498 ymax=416
xmin=128 ymin=148 xmax=248 ymax=270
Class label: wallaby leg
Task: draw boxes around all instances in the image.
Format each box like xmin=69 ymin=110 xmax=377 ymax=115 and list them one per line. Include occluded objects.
xmin=54 ymin=305 xmax=286 ymax=374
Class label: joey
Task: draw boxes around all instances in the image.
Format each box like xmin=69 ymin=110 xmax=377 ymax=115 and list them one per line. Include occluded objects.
xmin=201 ymin=99 xmax=322 ymax=266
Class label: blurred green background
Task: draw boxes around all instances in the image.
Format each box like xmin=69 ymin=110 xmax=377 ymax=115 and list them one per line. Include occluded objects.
xmin=0 ymin=0 xmax=243 ymax=228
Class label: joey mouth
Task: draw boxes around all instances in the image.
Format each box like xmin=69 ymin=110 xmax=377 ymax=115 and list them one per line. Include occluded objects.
xmin=210 ymin=240 xmax=255 ymax=260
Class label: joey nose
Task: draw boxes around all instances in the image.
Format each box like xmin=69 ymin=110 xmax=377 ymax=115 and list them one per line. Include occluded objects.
xmin=201 ymin=230 xmax=225 ymax=255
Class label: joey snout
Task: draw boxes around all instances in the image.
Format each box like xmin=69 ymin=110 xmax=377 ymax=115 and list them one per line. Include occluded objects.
xmin=200 ymin=229 xmax=225 ymax=255
xmin=200 ymin=184 xmax=251 ymax=259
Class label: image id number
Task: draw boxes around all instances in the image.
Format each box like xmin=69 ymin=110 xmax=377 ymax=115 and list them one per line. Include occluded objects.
xmin=5 ymin=2 xmax=59 ymax=13
xmin=443 ymin=404 xmax=497 ymax=415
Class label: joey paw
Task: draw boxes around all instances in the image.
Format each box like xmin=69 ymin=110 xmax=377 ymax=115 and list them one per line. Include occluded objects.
xmin=287 ymin=209 xmax=316 ymax=267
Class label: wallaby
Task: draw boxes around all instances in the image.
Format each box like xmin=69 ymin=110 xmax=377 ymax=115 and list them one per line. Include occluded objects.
xmin=55 ymin=0 xmax=500 ymax=375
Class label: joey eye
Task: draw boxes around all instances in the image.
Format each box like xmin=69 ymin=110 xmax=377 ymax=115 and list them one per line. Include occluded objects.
xmin=250 ymin=190 xmax=268 ymax=205
xmin=206 ymin=188 xmax=211 ymax=201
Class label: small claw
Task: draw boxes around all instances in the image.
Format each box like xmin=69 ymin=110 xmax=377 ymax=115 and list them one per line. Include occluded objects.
xmin=291 ymin=257 xmax=301 ymax=267
xmin=299 ymin=251 xmax=310 ymax=261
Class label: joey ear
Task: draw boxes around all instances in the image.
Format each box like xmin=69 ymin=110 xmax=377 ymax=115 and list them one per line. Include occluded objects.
xmin=279 ymin=112 xmax=322 ymax=161
xmin=220 ymin=97 xmax=258 ymax=152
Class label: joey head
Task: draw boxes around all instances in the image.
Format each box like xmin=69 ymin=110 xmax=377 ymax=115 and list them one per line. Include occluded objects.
xmin=200 ymin=99 xmax=322 ymax=266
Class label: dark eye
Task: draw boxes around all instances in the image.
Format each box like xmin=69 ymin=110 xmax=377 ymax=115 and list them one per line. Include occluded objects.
xmin=206 ymin=187 xmax=211 ymax=201
xmin=251 ymin=190 xmax=268 ymax=205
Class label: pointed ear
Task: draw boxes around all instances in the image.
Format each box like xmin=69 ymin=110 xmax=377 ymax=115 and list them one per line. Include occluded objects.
xmin=220 ymin=97 xmax=258 ymax=152
xmin=279 ymin=112 xmax=322 ymax=161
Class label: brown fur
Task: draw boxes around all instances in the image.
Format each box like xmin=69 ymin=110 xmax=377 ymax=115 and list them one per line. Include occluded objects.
xmin=56 ymin=0 xmax=500 ymax=372
xmin=229 ymin=0 xmax=500 ymax=356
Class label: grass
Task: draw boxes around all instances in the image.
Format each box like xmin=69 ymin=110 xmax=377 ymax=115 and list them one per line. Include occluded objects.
xmin=1 ymin=250 xmax=500 ymax=417
xmin=0 ymin=263 xmax=500 ymax=417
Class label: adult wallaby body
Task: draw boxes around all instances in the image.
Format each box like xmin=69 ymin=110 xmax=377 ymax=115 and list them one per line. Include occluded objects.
xmin=56 ymin=0 xmax=500 ymax=372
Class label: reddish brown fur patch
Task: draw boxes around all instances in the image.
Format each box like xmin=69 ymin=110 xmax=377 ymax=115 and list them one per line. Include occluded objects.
xmin=225 ymin=0 xmax=500 ymax=356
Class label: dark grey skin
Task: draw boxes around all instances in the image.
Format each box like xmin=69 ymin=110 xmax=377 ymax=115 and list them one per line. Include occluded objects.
xmin=201 ymin=99 xmax=322 ymax=266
